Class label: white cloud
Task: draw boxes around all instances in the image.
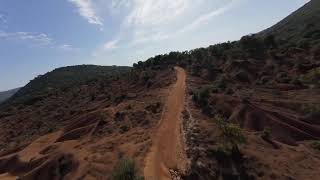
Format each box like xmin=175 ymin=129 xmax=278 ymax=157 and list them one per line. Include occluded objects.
xmin=122 ymin=0 xmax=239 ymax=46
xmin=18 ymin=32 xmax=52 ymax=45
xmin=68 ymin=0 xmax=103 ymax=26
xmin=93 ymin=0 xmax=241 ymax=61
xmin=126 ymin=0 xmax=188 ymax=26
xmin=103 ymin=39 xmax=119 ymax=50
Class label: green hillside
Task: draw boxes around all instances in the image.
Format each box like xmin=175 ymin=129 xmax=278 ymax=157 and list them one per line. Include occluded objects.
xmin=9 ymin=65 xmax=131 ymax=105
xmin=259 ymin=0 xmax=320 ymax=47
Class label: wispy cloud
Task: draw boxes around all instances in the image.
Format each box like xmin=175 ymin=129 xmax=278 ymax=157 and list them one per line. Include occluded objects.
xmin=126 ymin=0 xmax=187 ymax=26
xmin=0 ymin=14 xmax=6 ymax=24
xmin=0 ymin=31 xmax=52 ymax=45
xmin=92 ymin=0 xmax=242 ymax=63
xmin=59 ymin=44 xmax=79 ymax=52
xmin=0 ymin=13 xmax=8 ymax=26
xmin=92 ymin=38 xmax=119 ymax=57
xmin=103 ymin=39 xmax=119 ymax=50
xmin=103 ymin=0 xmax=239 ymax=48
xmin=0 ymin=30 xmax=78 ymax=52
xmin=68 ymin=0 xmax=103 ymax=26
xmin=111 ymin=0 xmax=131 ymax=9
xmin=177 ymin=0 xmax=239 ymax=34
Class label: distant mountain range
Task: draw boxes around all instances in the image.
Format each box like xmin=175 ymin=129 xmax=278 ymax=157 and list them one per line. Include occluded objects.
xmin=0 ymin=87 xmax=20 ymax=103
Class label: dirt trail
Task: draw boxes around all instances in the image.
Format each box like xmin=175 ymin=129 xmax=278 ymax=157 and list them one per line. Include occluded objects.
xmin=144 ymin=67 xmax=188 ymax=180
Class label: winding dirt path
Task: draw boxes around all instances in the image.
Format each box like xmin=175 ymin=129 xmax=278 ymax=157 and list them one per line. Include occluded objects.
xmin=144 ymin=67 xmax=188 ymax=180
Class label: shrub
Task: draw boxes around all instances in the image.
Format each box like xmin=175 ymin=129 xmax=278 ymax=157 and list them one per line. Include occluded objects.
xmin=225 ymin=87 xmax=234 ymax=95
xmin=141 ymin=70 xmax=155 ymax=83
xmin=215 ymin=76 xmax=227 ymax=90
xmin=264 ymin=35 xmax=278 ymax=49
xmin=290 ymin=76 xmax=302 ymax=86
xmin=311 ymin=141 xmax=320 ymax=150
xmin=212 ymin=143 xmax=233 ymax=160
xmin=193 ymin=85 xmax=213 ymax=106
xmin=271 ymin=90 xmax=282 ymax=97
xmin=297 ymin=38 xmax=311 ymax=49
xmin=301 ymin=104 xmax=320 ymax=115
xmin=240 ymin=35 xmax=266 ymax=58
xmin=215 ymin=115 xmax=246 ymax=146
xmin=223 ymin=123 xmax=246 ymax=145
xmin=111 ymin=159 xmax=143 ymax=180
xmin=120 ymin=125 xmax=129 ymax=133
xmin=261 ymin=127 xmax=272 ymax=140
xmin=299 ymin=67 xmax=320 ymax=88
xmin=213 ymin=115 xmax=246 ymax=162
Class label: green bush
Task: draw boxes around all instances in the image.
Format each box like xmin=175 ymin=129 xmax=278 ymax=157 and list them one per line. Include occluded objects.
xmin=225 ymin=87 xmax=234 ymax=95
xmin=264 ymin=35 xmax=278 ymax=49
xmin=215 ymin=115 xmax=246 ymax=145
xmin=299 ymin=67 xmax=320 ymax=88
xmin=212 ymin=143 xmax=232 ymax=160
xmin=141 ymin=70 xmax=155 ymax=83
xmin=223 ymin=123 xmax=246 ymax=145
xmin=213 ymin=115 xmax=246 ymax=162
xmin=297 ymin=38 xmax=311 ymax=49
xmin=120 ymin=125 xmax=129 ymax=133
xmin=193 ymin=85 xmax=213 ymax=106
xmin=215 ymin=76 xmax=227 ymax=90
xmin=311 ymin=141 xmax=320 ymax=150
xmin=111 ymin=159 xmax=143 ymax=180
xmin=261 ymin=127 xmax=272 ymax=140
xmin=240 ymin=35 xmax=266 ymax=58
xmin=301 ymin=104 xmax=320 ymax=115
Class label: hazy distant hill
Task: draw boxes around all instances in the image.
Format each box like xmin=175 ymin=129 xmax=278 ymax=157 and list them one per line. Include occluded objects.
xmin=0 ymin=88 xmax=20 ymax=103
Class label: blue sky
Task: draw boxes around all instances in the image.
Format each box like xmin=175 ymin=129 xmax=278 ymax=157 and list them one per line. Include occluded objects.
xmin=0 ymin=0 xmax=309 ymax=91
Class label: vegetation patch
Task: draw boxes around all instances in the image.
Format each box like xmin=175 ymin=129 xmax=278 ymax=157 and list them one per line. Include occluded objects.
xmin=299 ymin=67 xmax=320 ymax=88
xmin=111 ymin=159 xmax=143 ymax=180
xmin=213 ymin=115 xmax=246 ymax=158
xmin=300 ymin=103 xmax=320 ymax=115
xmin=192 ymin=85 xmax=213 ymax=107
xmin=261 ymin=127 xmax=272 ymax=140
xmin=311 ymin=141 xmax=320 ymax=150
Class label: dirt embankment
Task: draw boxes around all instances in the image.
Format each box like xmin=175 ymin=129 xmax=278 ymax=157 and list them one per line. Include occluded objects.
xmin=144 ymin=67 xmax=188 ymax=180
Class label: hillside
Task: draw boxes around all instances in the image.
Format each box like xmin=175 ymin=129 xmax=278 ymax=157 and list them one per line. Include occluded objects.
xmin=260 ymin=0 xmax=320 ymax=46
xmin=6 ymin=65 xmax=131 ymax=105
xmin=0 ymin=1 xmax=320 ymax=180
xmin=0 ymin=88 xmax=20 ymax=104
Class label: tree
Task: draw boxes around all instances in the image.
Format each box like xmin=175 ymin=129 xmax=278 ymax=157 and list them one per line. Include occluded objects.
xmin=240 ymin=35 xmax=266 ymax=58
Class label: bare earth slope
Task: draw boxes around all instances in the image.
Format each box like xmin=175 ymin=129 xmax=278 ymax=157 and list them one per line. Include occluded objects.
xmin=144 ymin=67 xmax=188 ymax=180
xmin=0 ymin=68 xmax=176 ymax=180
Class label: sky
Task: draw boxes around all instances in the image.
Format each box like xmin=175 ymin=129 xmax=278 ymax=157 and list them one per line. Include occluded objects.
xmin=0 ymin=0 xmax=310 ymax=91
